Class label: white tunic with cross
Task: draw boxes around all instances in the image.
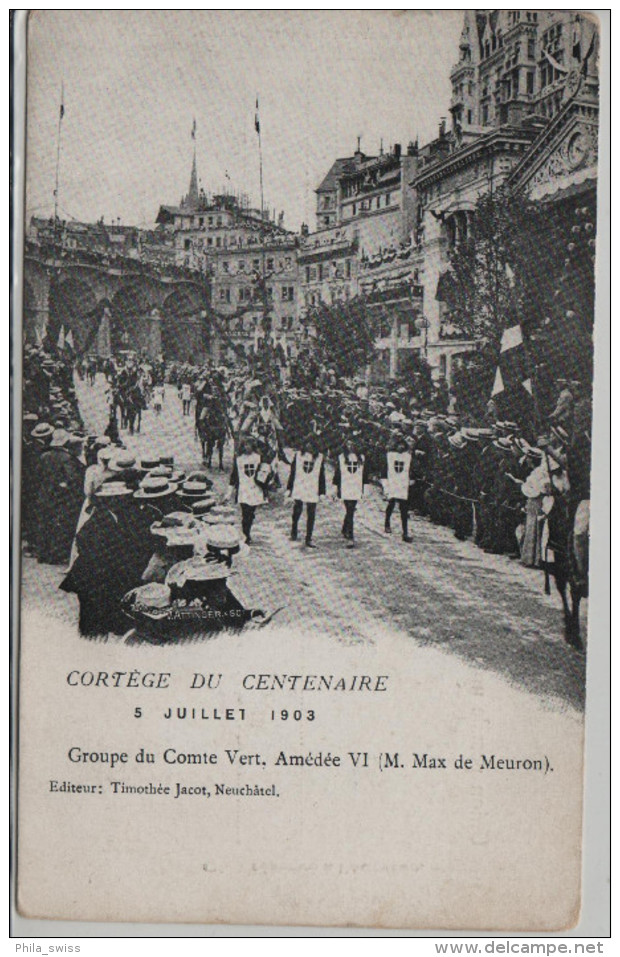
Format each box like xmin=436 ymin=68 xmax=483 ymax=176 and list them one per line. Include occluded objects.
xmin=386 ymin=451 xmax=411 ymax=500
xmin=236 ymin=453 xmax=265 ymax=507
xmin=339 ymin=454 xmax=365 ymax=502
xmin=292 ymin=452 xmax=324 ymax=503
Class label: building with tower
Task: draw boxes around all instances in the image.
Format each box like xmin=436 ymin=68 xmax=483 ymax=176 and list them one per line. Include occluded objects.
xmin=410 ymin=9 xmax=600 ymax=382
xmin=156 ymin=149 xmax=301 ymax=363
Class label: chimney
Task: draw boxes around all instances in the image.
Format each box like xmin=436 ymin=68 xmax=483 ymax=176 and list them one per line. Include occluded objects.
xmin=354 ymin=135 xmax=363 ymax=166
xmin=394 ymin=143 xmax=402 ymax=159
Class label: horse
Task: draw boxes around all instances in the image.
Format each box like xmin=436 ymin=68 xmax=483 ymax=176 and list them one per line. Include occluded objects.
xmin=197 ymin=400 xmax=228 ymax=469
xmin=122 ymin=384 xmax=145 ymax=435
xmin=542 ymin=481 xmax=589 ymax=651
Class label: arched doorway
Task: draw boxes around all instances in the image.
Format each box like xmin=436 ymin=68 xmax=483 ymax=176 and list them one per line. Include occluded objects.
xmin=23 ymin=279 xmax=41 ymax=345
xmin=48 ymin=275 xmax=99 ymax=353
xmin=110 ymin=282 xmax=155 ymax=354
xmin=162 ymin=286 xmax=211 ymax=362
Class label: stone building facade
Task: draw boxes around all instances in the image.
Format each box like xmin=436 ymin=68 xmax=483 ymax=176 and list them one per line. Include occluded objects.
xmin=411 ymin=9 xmax=600 ymax=381
xmin=156 ymin=156 xmax=301 ymax=362
xmin=298 ymin=142 xmax=422 ymax=378
xmin=299 ymin=10 xmax=599 ymax=385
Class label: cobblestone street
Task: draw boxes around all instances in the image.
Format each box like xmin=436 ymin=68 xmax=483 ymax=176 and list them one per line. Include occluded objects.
xmin=21 ymin=373 xmax=587 ymax=712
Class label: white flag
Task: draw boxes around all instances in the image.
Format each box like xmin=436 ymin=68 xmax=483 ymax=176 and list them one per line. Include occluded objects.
xmin=500 ymin=324 xmax=523 ymax=353
xmin=491 ymin=367 xmax=504 ymax=397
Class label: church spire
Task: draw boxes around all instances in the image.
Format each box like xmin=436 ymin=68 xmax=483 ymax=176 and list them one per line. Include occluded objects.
xmin=187 ymin=118 xmax=199 ymax=206
xmin=188 ymin=150 xmax=199 ymax=206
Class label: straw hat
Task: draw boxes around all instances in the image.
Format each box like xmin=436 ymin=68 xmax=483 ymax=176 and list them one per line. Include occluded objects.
xmin=150 ymin=513 xmax=200 ymax=536
xmin=149 ymin=465 xmax=186 ymax=483
xmin=203 ymin=524 xmax=241 ymax=549
xmin=166 ymin=557 xmax=231 ymax=587
xmin=184 ymin=471 xmax=214 ymax=488
xmin=31 ymin=423 xmax=54 ymax=440
xmin=109 ymin=453 xmax=137 ymax=473
xmin=125 ymin=582 xmax=172 ymax=610
xmin=493 ymin=437 xmax=513 ymax=451
xmin=189 ymin=497 xmax=217 ymax=516
xmin=139 ymin=457 xmax=160 ymax=472
xmin=94 ymin=481 xmax=133 ymax=499
xmin=176 ymin=479 xmax=213 ymax=499
xmin=134 ymin=476 xmax=179 ymax=499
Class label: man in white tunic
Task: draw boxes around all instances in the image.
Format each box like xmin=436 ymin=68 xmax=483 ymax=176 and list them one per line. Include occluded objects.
xmin=286 ymin=438 xmax=326 ymax=549
xmin=381 ymin=436 xmax=414 ymax=542
xmin=332 ymin=441 xmax=370 ymax=548
xmin=228 ymin=438 xmax=267 ymax=544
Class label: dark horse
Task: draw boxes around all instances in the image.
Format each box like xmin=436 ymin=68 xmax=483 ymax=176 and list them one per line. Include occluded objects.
xmin=120 ymin=384 xmax=145 ymax=435
xmin=197 ymin=400 xmax=228 ymax=469
xmin=543 ymin=487 xmax=589 ymax=651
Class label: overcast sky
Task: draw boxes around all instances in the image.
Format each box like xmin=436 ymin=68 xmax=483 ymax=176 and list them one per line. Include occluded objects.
xmin=25 ymin=10 xmax=463 ymax=232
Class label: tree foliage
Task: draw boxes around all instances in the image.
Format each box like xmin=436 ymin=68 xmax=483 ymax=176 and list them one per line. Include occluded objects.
xmin=443 ymin=186 xmax=562 ymax=346
xmin=306 ymin=296 xmax=381 ymax=379
xmin=396 ymin=350 xmax=435 ymax=406
xmin=444 ymin=185 xmax=596 ymax=417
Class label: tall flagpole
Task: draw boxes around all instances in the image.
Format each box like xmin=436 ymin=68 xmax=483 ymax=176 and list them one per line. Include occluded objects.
xmin=255 ymin=95 xmax=267 ymax=365
xmin=53 ymin=83 xmax=65 ymax=251
xmin=256 ymin=95 xmax=265 ymax=228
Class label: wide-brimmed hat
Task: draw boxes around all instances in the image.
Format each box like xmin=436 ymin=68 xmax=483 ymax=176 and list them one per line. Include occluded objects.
xmin=176 ymin=479 xmax=213 ymax=498
xmin=166 ymin=557 xmax=231 ymax=587
xmin=159 ymin=455 xmax=174 ymax=467
xmin=90 ymin=434 xmax=112 ymax=450
xmin=156 ymin=527 xmax=203 ymax=548
xmin=150 ymin=512 xmax=200 ymax=537
xmin=134 ymin=476 xmax=179 ymax=499
xmin=109 ymin=453 xmax=137 ymax=472
xmin=202 ymin=524 xmax=241 ymax=549
xmin=149 ymin=465 xmax=186 ymax=483
xmin=31 ymin=422 xmax=54 ymax=440
xmin=448 ymin=432 xmax=467 ymax=449
xmin=184 ymin=471 xmax=214 ymax=487
xmin=139 ymin=457 xmax=160 ymax=472
xmin=493 ymin=437 xmax=513 ymax=451
xmin=94 ymin=480 xmax=134 ymax=499
xmin=201 ymin=511 xmax=237 ymax=526
xmin=124 ymin=582 xmax=171 ymax=610
xmin=189 ymin=497 xmax=217 ymax=516
xmin=495 ymin=420 xmax=519 ymax=434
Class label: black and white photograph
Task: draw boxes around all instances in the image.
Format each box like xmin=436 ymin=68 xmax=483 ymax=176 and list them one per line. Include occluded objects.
xmin=13 ymin=9 xmax=608 ymax=933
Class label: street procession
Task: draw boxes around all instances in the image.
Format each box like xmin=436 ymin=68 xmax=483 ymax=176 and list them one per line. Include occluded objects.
xmin=22 ymin=332 xmax=591 ymax=652
xmin=20 ymin=9 xmax=599 ymax=671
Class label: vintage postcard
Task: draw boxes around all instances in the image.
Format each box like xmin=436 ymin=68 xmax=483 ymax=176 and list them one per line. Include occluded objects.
xmin=14 ymin=9 xmax=607 ymax=930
